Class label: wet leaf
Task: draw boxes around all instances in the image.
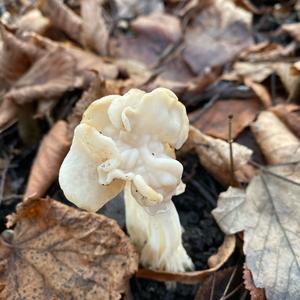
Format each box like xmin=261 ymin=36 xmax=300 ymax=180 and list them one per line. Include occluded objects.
xmin=24 ymin=121 xmax=71 ymax=199
xmin=251 ymin=111 xmax=300 ymax=164
xmin=212 ymin=163 xmax=300 ymax=300
xmin=189 ymin=98 xmax=261 ymax=140
xmin=136 ymin=235 xmax=235 ymax=284
xmin=187 ymin=126 xmax=254 ymax=186
xmin=0 ymin=197 xmax=139 ymax=299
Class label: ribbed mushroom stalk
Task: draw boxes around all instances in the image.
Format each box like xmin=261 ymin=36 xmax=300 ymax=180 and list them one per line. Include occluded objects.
xmin=59 ymin=88 xmax=194 ymax=272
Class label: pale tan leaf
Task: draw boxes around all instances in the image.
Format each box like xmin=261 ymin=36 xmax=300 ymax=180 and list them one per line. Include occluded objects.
xmin=5 ymin=48 xmax=76 ymax=106
xmin=0 ymin=197 xmax=138 ymax=299
xmin=81 ymin=0 xmax=109 ymax=55
xmin=0 ymin=24 xmax=44 ymax=83
xmin=38 ymin=0 xmax=83 ymax=42
xmin=136 ymin=235 xmax=235 ymax=284
xmin=212 ymin=164 xmax=300 ymax=300
xmin=282 ymin=23 xmax=300 ymax=43
xmin=24 ymin=121 xmax=71 ymax=199
xmin=244 ymin=78 xmax=272 ymax=108
xmin=251 ymin=111 xmax=300 ymax=164
xmin=187 ymin=126 xmax=254 ymax=186
xmin=0 ymin=97 xmax=18 ymax=130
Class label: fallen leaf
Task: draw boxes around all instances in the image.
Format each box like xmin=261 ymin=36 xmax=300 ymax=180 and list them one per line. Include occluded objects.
xmin=0 ymin=197 xmax=139 ymax=299
xmin=113 ymin=0 xmax=164 ymax=19
xmin=212 ymin=163 xmax=300 ymax=300
xmin=195 ymin=266 xmax=245 ymax=300
xmin=136 ymin=235 xmax=235 ymax=284
xmin=189 ymin=98 xmax=261 ymax=140
xmin=243 ymin=78 xmax=272 ymax=108
xmin=109 ymin=13 xmax=182 ymax=67
xmin=251 ymin=111 xmax=300 ymax=164
xmin=0 ymin=24 xmax=44 ymax=83
xmin=5 ymin=48 xmax=76 ymax=108
xmin=243 ymin=264 xmax=266 ymax=300
xmin=270 ymin=104 xmax=300 ymax=139
xmin=183 ymin=0 xmax=253 ymax=75
xmin=0 ymin=97 xmax=18 ymax=130
xmin=187 ymin=126 xmax=254 ymax=186
xmin=81 ymin=0 xmax=109 ymax=55
xmin=282 ymin=23 xmax=300 ymax=43
xmin=38 ymin=0 xmax=83 ymax=43
xmin=24 ymin=121 xmax=71 ymax=199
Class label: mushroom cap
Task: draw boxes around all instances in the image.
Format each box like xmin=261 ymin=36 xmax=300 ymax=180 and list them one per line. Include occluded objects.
xmin=59 ymin=88 xmax=189 ymax=211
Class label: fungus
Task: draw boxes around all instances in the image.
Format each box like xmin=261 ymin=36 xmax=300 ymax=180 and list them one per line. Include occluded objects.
xmin=59 ymin=87 xmax=194 ymax=272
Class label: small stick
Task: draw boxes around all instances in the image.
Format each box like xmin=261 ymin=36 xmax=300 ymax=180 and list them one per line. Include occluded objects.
xmin=228 ymin=115 xmax=235 ymax=186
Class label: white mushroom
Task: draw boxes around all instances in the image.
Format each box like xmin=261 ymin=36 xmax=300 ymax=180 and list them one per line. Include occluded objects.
xmin=59 ymin=87 xmax=194 ymax=272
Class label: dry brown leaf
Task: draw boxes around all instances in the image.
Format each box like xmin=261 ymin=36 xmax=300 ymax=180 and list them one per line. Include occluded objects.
xmin=5 ymin=48 xmax=76 ymax=107
xmin=195 ymin=266 xmax=245 ymax=300
xmin=187 ymin=126 xmax=254 ymax=186
xmin=243 ymin=78 xmax=272 ymax=108
xmin=251 ymin=111 xmax=300 ymax=164
xmin=109 ymin=13 xmax=182 ymax=67
xmin=0 ymin=97 xmax=18 ymax=130
xmin=189 ymin=98 xmax=261 ymax=140
xmin=0 ymin=197 xmax=139 ymax=299
xmin=212 ymin=163 xmax=300 ymax=300
xmin=243 ymin=264 xmax=266 ymax=300
xmin=282 ymin=23 xmax=300 ymax=43
xmin=183 ymin=0 xmax=253 ymax=75
xmin=81 ymin=0 xmax=109 ymax=55
xmin=0 ymin=24 xmax=44 ymax=83
xmin=38 ymin=0 xmax=83 ymax=42
xmin=270 ymin=104 xmax=300 ymax=139
xmin=24 ymin=121 xmax=71 ymax=199
xmin=136 ymin=235 xmax=235 ymax=284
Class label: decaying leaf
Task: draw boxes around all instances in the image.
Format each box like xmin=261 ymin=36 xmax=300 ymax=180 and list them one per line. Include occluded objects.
xmin=0 ymin=97 xmax=18 ymax=130
xmin=251 ymin=111 xmax=300 ymax=164
xmin=195 ymin=266 xmax=245 ymax=300
xmin=243 ymin=264 xmax=266 ymax=300
xmin=38 ymin=0 xmax=83 ymax=42
xmin=183 ymin=0 xmax=253 ymax=75
xmin=24 ymin=121 xmax=71 ymax=199
xmin=271 ymin=104 xmax=300 ymax=139
xmin=136 ymin=235 xmax=235 ymax=284
xmin=212 ymin=163 xmax=300 ymax=300
xmin=0 ymin=197 xmax=139 ymax=299
xmin=5 ymin=48 xmax=76 ymax=110
xmin=187 ymin=126 xmax=254 ymax=186
xmin=189 ymin=98 xmax=261 ymax=140
xmin=0 ymin=24 xmax=44 ymax=83
xmin=81 ymin=0 xmax=109 ymax=55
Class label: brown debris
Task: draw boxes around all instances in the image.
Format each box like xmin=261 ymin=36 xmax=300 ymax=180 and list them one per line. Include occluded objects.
xmin=243 ymin=265 xmax=266 ymax=300
xmin=0 ymin=197 xmax=139 ymax=299
xmin=251 ymin=111 xmax=300 ymax=164
xmin=24 ymin=121 xmax=71 ymax=199
xmin=189 ymin=98 xmax=261 ymax=140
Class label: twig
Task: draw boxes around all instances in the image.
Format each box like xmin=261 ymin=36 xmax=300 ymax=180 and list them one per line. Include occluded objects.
xmin=0 ymin=156 xmax=11 ymax=206
xmin=220 ymin=266 xmax=238 ymax=300
xmin=209 ymin=273 xmax=216 ymax=300
xmin=228 ymin=115 xmax=235 ymax=186
xmin=221 ymin=283 xmax=244 ymax=300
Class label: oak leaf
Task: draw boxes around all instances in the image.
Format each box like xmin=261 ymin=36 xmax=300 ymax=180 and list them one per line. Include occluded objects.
xmin=212 ymin=164 xmax=300 ymax=300
xmin=0 ymin=197 xmax=139 ymax=300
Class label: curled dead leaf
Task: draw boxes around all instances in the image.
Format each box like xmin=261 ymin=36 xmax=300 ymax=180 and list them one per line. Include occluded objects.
xmin=187 ymin=126 xmax=254 ymax=186
xmin=0 ymin=197 xmax=139 ymax=299
xmin=136 ymin=235 xmax=235 ymax=284
xmin=24 ymin=121 xmax=71 ymax=199
xmin=243 ymin=264 xmax=266 ymax=300
xmin=189 ymin=98 xmax=261 ymax=140
xmin=251 ymin=111 xmax=300 ymax=164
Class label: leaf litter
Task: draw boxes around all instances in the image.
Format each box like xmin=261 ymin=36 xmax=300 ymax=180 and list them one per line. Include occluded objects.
xmin=1 ymin=0 xmax=300 ymax=299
